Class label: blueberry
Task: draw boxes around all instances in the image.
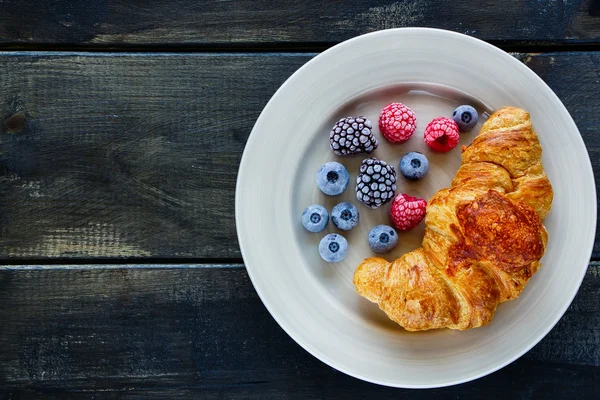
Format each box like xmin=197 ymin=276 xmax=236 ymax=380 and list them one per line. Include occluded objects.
xmin=316 ymin=162 xmax=350 ymax=196
xmin=319 ymin=233 xmax=348 ymax=262
xmin=399 ymin=152 xmax=429 ymax=180
xmin=452 ymin=105 xmax=478 ymax=132
xmin=331 ymin=202 xmax=359 ymax=231
xmin=368 ymin=225 xmax=398 ymax=253
xmin=301 ymin=204 xmax=329 ymax=233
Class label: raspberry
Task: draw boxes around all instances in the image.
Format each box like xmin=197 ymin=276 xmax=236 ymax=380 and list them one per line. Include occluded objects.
xmin=379 ymin=103 xmax=416 ymax=143
xmin=424 ymin=117 xmax=460 ymax=152
xmin=390 ymin=193 xmax=427 ymax=231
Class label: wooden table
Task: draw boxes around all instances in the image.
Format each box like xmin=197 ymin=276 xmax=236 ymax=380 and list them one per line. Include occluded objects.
xmin=0 ymin=1 xmax=599 ymax=398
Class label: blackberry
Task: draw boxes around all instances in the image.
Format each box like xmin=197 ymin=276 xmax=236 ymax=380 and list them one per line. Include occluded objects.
xmin=329 ymin=116 xmax=379 ymax=156
xmin=355 ymin=158 xmax=397 ymax=209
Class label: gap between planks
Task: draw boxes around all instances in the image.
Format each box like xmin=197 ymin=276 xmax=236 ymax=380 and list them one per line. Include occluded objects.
xmin=1 ymin=41 xmax=600 ymax=54
xmin=0 ymin=263 xmax=245 ymax=270
xmin=1 ymin=261 xmax=598 ymax=271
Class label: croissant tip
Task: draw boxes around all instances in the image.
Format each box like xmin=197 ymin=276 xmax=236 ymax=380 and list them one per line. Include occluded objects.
xmin=491 ymin=106 xmax=530 ymax=121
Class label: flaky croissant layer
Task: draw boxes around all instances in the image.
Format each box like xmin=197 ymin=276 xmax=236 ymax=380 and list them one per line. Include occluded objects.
xmin=354 ymin=107 xmax=553 ymax=331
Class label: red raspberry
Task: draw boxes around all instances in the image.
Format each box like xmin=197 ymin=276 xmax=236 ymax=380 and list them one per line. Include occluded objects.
xmin=379 ymin=103 xmax=416 ymax=143
xmin=390 ymin=193 xmax=427 ymax=231
xmin=424 ymin=117 xmax=459 ymax=152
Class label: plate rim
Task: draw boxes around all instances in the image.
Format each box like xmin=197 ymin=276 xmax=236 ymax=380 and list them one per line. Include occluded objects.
xmin=235 ymin=27 xmax=597 ymax=388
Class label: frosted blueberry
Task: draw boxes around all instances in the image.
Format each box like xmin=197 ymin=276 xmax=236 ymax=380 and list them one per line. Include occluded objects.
xmin=452 ymin=105 xmax=478 ymax=132
xmin=368 ymin=225 xmax=399 ymax=253
xmin=316 ymin=162 xmax=350 ymax=196
xmin=331 ymin=202 xmax=359 ymax=231
xmin=301 ymin=205 xmax=329 ymax=233
xmin=399 ymin=152 xmax=429 ymax=180
xmin=319 ymin=233 xmax=348 ymax=263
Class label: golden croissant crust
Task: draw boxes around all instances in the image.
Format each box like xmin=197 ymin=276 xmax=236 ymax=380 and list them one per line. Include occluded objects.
xmin=354 ymin=107 xmax=553 ymax=331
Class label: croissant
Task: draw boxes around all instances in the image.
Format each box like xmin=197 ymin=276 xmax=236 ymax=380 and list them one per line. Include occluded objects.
xmin=354 ymin=107 xmax=553 ymax=331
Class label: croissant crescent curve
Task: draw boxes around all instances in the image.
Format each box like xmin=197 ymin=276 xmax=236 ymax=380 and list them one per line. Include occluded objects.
xmin=353 ymin=107 xmax=553 ymax=331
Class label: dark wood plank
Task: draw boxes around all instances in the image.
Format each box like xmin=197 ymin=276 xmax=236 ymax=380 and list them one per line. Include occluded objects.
xmin=0 ymin=53 xmax=311 ymax=259
xmin=520 ymin=52 xmax=600 ymax=257
xmin=0 ymin=263 xmax=598 ymax=398
xmin=0 ymin=0 xmax=599 ymax=47
xmin=1 ymin=52 xmax=599 ymax=260
xmin=3 ymin=362 xmax=600 ymax=399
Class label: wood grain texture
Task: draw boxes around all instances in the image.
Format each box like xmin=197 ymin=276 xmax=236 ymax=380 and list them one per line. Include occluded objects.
xmin=0 ymin=0 xmax=599 ymax=47
xmin=0 ymin=53 xmax=311 ymax=259
xmin=1 ymin=52 xmax=600 ymax=260
xmin=0 ymin=263 xmax=598 ymax=398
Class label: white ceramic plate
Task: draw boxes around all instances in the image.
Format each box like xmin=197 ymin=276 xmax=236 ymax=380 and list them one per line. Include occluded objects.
xmin=235 ymin=28 xmax=596 ymax=388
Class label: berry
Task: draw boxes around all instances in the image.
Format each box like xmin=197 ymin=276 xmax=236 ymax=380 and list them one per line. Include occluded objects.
xmin=399 ymin=152 xmax=429 ymax=180
xmin=301 ymin=205 xmax=329 ymax=233
xmin=368 ymin=225 xmax=398 ymax=253
xmin=319 ymin=233 xmax=348 ymax=263
xmin=355 ymin=157 xmax=397 ymax=209
xmin=379 ymin=103 xmax=417 ymax=143
xmin=390 ymin=194 xmax=427 ymax=231
xmin=331 ymin=202 xmax=359 ymax=231
xmin=453 ymin=105 xmax=478 ymax=132
xmin=424 ymin=117 xmax=460 ymax=152
xmin=329 ymin=116 xmax=379 ymax=156
xmin=316 ymin=162 xmax=350 ymax=196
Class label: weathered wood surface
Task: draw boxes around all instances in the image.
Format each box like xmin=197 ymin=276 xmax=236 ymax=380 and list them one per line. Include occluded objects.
xmin=0 ymin=263 xmax=598 ymax=398
xmin=0 ymin=0 xmax=599 ymax=48
xmin=1 ymin=52 xmax=599 ymax=260
xmin=0 ymin=53 xmax=307 ymax=259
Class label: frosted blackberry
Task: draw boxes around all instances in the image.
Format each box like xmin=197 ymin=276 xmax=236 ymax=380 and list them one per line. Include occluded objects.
xmin=329 ymin=116 xmax=379 ymax=156
xmin=355 ymin=158 xmax=397 ymax=209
